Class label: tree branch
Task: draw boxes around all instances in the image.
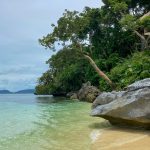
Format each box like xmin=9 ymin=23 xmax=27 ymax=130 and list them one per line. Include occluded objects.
xmin=134 ymin=30 xmax=145 ymax=41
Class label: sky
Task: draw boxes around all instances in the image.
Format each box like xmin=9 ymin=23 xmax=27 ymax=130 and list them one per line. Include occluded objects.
xmin=0 ymin=0 xmax=102 ymax=92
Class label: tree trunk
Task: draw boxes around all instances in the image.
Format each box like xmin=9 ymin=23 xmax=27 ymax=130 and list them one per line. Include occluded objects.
xmin=84 ymin=54 xmax=114 ymax=88
xmin=134 ymin=30 xmax=149 ymax=50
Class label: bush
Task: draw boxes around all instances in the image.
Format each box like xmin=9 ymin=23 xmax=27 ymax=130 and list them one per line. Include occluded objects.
xmin=99 ymin=50 xmax=150 ymax=91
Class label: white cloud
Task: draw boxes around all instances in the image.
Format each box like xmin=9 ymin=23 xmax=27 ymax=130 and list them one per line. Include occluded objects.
xmin=0 ymin=64 xmax=45 ymax=91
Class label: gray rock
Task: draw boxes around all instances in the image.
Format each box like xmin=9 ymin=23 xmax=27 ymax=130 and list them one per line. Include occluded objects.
xmin=66 ymin=91 xmax=77 ymax=98
xmin=78 ymin=82 xmax=100 ymax=103
xmin=92 ymin=91 xmax=125 ymax=109
xmin=66 ymin=91 xmax=78 ymax=100
xmin=70 ymin=93 xmax=78 ymax=100
xmin=91 ymin=78 xmax=150 ymax=128
xmin=125 ymin=78 xmax=150 ymax=91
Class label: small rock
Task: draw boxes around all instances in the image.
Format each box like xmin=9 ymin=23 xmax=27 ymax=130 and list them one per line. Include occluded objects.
xmin=78 ymin=82 xmax=100 ymax=103
xmin=70 ymin=93 xmax=78 ymax=100
xmin=66 ymin=91 xmax=78 ymax=100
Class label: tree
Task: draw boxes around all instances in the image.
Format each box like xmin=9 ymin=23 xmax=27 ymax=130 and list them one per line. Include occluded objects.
xmin=35 ymin=48 xmax=87 ymax=95
xmin=39 ymin=8 xmax=114 ymax=88
xmin=120 ymin=12 xmax=150 ymax=50
xmin=102 ymin=0 xmax=150 ymax=50
xmin=36 ymin=1 xmax=149 ymax=95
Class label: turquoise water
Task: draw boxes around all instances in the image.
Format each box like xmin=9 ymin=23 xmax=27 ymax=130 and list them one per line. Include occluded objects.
xmin=0 ymin=94 xmax=104 ymax=150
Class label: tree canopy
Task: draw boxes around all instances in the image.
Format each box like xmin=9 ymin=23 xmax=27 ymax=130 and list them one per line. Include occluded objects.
xmin=35 ymin=0 xmax=150 ymax=95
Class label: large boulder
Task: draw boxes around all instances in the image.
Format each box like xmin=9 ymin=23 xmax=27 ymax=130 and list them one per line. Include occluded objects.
xmin=78 ymin=82 xmax=100 ymax=103
xmin=125 ymin=78 xmax=150 ymax=91
xmin=91 ymin=78 xmax=150 ymax=128
xmin=92 ymin=91 xmax=125 ymax=109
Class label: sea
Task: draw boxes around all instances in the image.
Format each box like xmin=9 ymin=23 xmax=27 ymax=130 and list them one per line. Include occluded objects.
xmin=0 ymin=94 xmax=106 ymax=150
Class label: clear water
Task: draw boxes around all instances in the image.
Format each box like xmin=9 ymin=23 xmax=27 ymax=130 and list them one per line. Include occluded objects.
xmin=0 ymin=94 xmax=105 ymax=150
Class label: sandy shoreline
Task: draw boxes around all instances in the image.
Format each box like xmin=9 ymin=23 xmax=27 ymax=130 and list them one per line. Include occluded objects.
xmin=91 ymin=124 xmax=150 ymax=150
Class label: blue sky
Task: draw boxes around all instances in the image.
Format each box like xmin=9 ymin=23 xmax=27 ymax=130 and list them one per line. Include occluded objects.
xmin=0 ymin=0 xmax=102 ymax=91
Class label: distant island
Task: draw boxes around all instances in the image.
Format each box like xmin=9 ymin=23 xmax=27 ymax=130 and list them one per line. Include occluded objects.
xmin=0 ymin=90 xmax=12 ymax=94
xmin=0 ymin=89 xmax=35 ymax=94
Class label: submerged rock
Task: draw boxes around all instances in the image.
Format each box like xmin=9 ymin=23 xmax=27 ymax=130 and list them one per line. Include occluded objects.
xmin=91 ymin=78 xmax=150 ymax=128
xmin=78 ymin=82 xmax=100 ymax=103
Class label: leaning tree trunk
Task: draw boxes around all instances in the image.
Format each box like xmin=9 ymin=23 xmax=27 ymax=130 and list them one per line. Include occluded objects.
xmin=137 ymin=11 xmax=150 ymax=50
xmin=134 ymin=30 xmax=148 ymax=50
xmin=77 ymin=43 xmax=114 ymax=88
xmin=84 ymin=54 xmax=114 ymax=88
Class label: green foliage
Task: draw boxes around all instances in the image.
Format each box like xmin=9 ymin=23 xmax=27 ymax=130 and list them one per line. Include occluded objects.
xmin=108 ymin=0 xmax=128 ymax=13
xmin=120 ymin=14 xmax=139 ymax=30
xmin=120 ymin=14 xmax=150 ymax=32
xmin=100 ymin=50 xmax=150 ymax=91
xmin=35 ymin=85 xmax=50 ymax=95
xmin=35 ymin=48 xmax=86 ymax=95
xmin=140 ymin=16 xmax=150 ymax=31
xmin=39 ymin=5 xmax=137 ymax=58
xmin=36 ymin=0 xmax=150 ymax=95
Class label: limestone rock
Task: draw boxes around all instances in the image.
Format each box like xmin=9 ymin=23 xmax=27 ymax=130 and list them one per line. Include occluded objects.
xmin=92 ymin=91 xmax=125 ymax=109
xmin=78 ymin=82 xmax=100 ymax=103
xmin=91 ymin=78 xmax=150 ymax=128
xmin=125 ymin=78 xmax=150 ymax=91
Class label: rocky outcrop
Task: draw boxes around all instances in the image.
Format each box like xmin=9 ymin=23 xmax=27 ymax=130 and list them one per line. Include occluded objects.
xmin=78 ymin=82 xmax=100 ymax=103
xmin=66 ymin=82 xmax=100 ymax=102
xmin=91 ymin=78 xmax=150 ymax=128
xmin=92 ymin=91 xmax=125 ymax=109
xmin=125 ymin=78 xmax=150 ymax=91
xmin=66 ymin=91 xmax=78 ymax=100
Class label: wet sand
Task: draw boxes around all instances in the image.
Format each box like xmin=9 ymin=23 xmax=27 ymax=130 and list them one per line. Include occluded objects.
xmin=91 ymin=126 xmax=150 ymax=150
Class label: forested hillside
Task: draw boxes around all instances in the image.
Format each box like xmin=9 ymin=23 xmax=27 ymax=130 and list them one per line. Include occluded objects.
xmin=35 ymin=0 xmax=150 ymax=95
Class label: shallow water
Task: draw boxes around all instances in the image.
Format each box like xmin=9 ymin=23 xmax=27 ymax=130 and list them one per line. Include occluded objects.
xmin=1 ymin=94 xmax=149 ymax=150
xmin=0 ymin=94 xmax=107 ymax=150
